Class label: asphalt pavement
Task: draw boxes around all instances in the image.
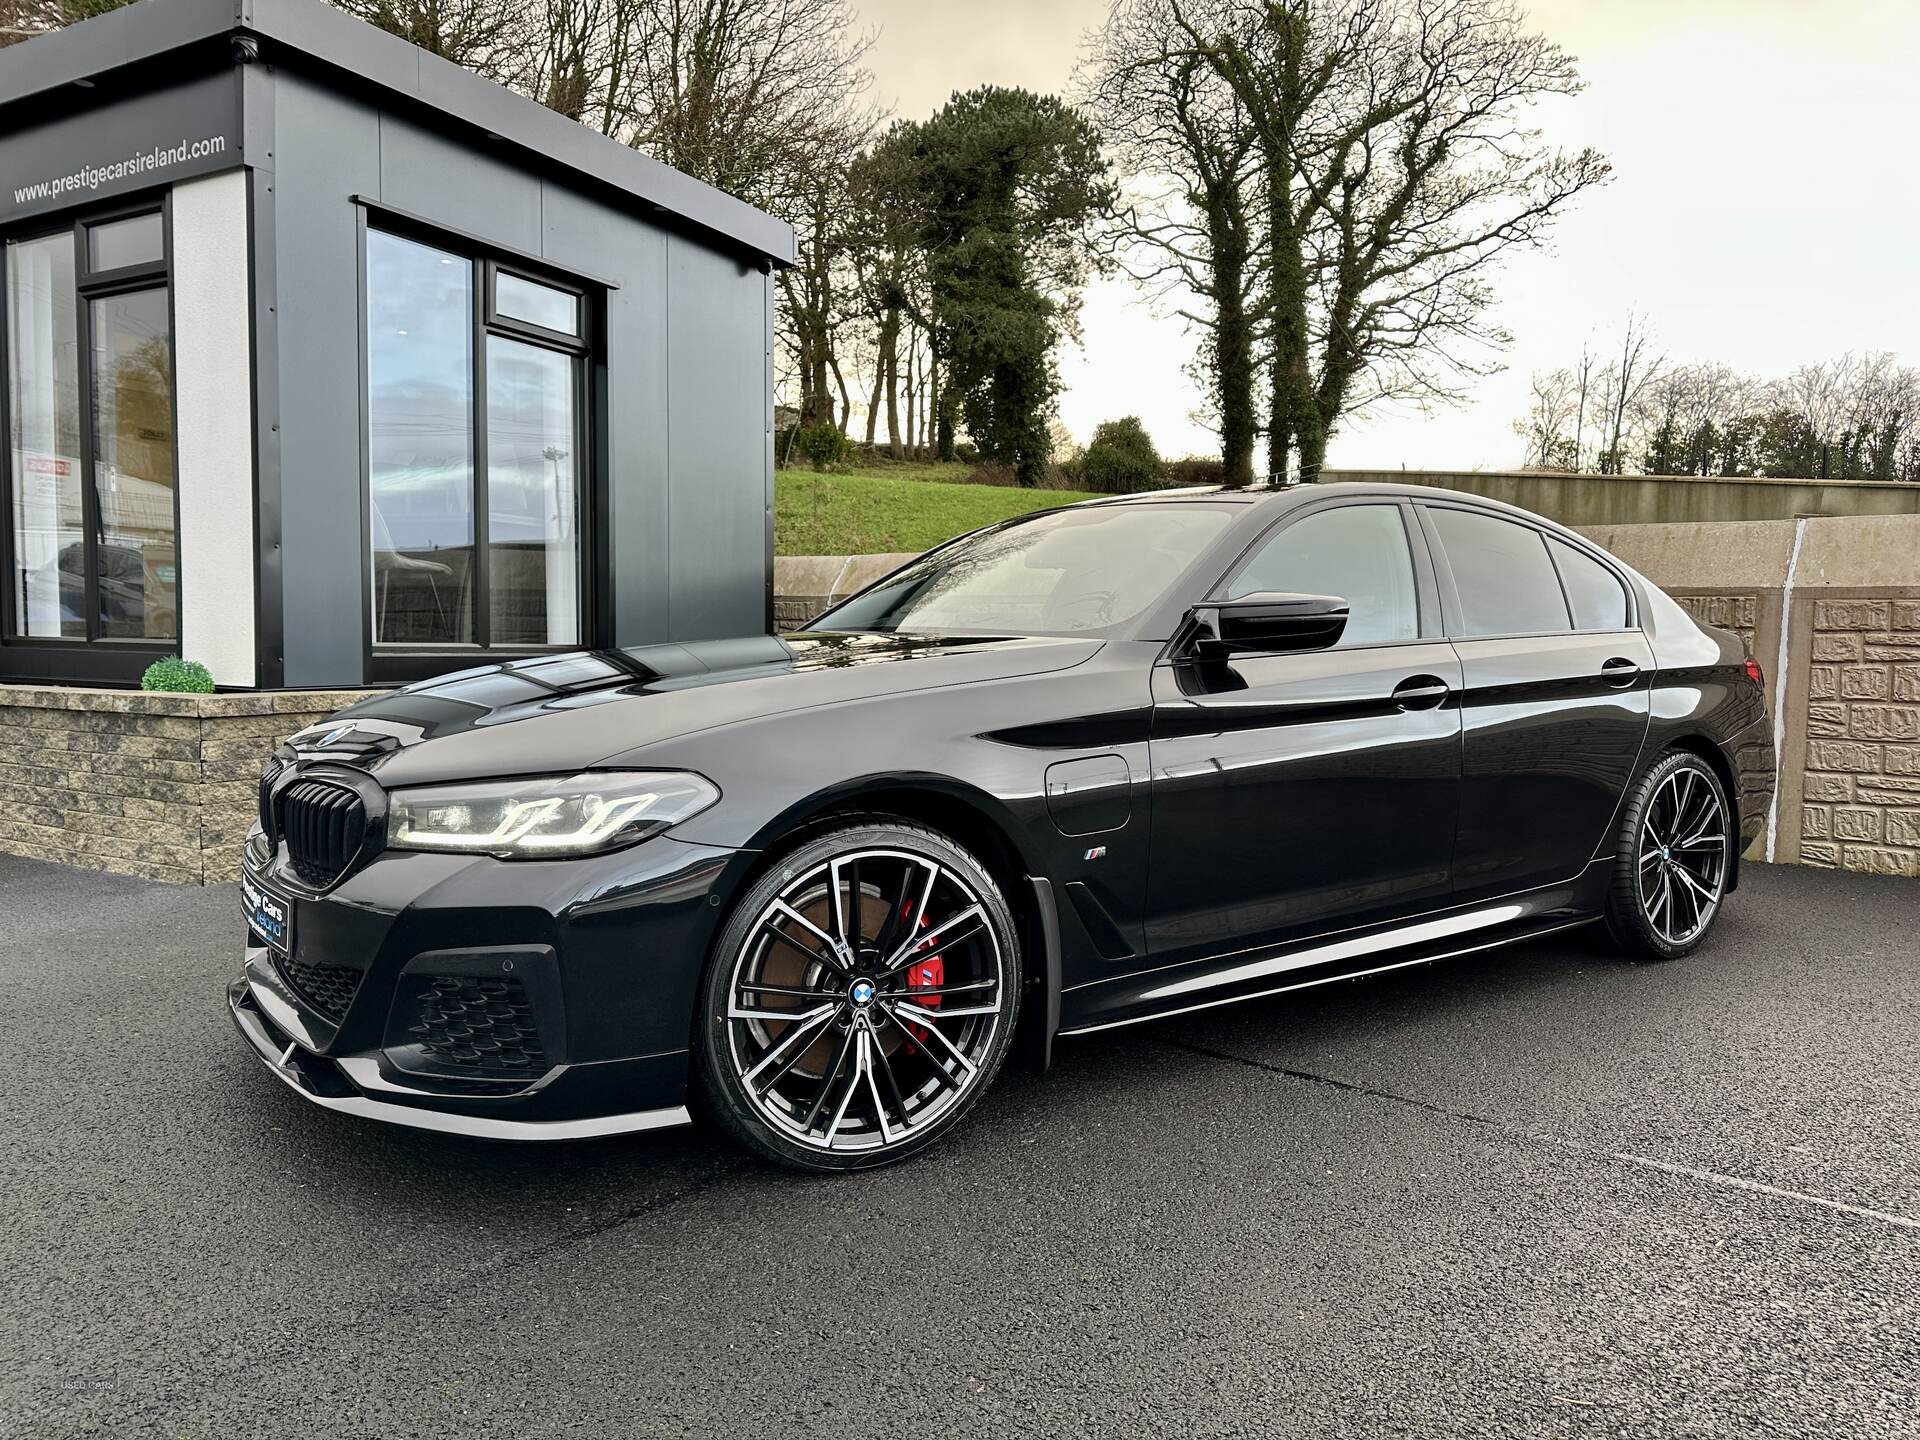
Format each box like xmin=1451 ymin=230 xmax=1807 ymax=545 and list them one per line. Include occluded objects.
xmin=2 ymin=853 xmax=1915 ymax=1439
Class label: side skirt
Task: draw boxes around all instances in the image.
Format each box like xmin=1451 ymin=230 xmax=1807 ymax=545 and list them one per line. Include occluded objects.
xmin=1056 ymin=865 xmax=1608 ymax=1038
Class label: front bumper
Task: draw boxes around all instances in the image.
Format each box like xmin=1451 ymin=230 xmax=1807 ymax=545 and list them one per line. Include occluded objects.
xmin=227 ymin=829 xmax=749 ymax=1141
xmin=228 ymin=978 xmax=691 ymax=1140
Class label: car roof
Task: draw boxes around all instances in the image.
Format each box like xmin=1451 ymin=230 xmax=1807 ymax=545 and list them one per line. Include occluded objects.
xmin=1073 ymin=480 xmax=1586 ymax=532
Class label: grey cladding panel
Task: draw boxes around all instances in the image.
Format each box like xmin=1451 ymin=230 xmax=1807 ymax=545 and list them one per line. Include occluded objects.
xmin=272 ymin=75 xmax=381 ymax=686
xmin=376 ymin=115 xmax=542 ymax=255
xmin=667 ymin=238 xmax=773 ymax=641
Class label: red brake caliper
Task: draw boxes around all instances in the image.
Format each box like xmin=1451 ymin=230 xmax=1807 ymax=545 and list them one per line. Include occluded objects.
xmin=901 ymin=908 xmax=943 ymax=1052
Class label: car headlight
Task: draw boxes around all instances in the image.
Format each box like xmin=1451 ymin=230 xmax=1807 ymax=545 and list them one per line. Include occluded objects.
xmin=385 ymin=771 xmax=719 ymax=859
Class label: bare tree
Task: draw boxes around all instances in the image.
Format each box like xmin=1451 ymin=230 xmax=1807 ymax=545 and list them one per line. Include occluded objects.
xmin=334 ymin=0 xmax=532 ymax=79
xmin=1166 ymin=0 xmax=1608 ymax=481
xmin=590 ymin=0 xmax=877 ymax=430
xmin=1595 ymin=311 xmax=1661 ymax=473
xmin=519 ymin=0 xmax=643 ymax=127
xmin=845 ymin=122 xmax=931 ymax=457
xmin=1081 ymin=0 xmax=1264 ymax=484
xmin=1570 ymin=339 xmax=1594 ymax=471
xmin=608 ymin=0 xmax=875 ymax=216
xmin=1512 ymin=367 xmax=1577 ymax=469
xmin=1514 ymin=332 xmax=1920 ymax=481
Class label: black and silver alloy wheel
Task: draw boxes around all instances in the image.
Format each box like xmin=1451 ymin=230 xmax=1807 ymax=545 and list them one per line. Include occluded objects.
xmin=1605 ymin=750 xmax=1732 ymax=960
xmin=697 ymin=821 xmax=1021 ymax=1171
xmin=1637 ymin=765 xmax=1729 ymax=945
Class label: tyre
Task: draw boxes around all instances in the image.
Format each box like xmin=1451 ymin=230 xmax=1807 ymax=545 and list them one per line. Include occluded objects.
xmin=695 ymin=819 xmax=1022 ymax=1172
xmin=1603 ymin=749 xmax=1733 ymax=960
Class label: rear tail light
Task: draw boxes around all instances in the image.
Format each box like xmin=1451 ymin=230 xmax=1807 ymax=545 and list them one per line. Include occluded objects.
xmin=1744 ymin=657 xmax=1764 ymax=687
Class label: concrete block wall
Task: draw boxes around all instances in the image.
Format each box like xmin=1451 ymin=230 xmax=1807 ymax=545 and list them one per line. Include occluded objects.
xmin=0 ymin=686 xmax=372 ymax=885
xmin=772 ymin=553 xmax=916 ymax=630
xmin=1328 ymin=468 xmax=1920 ymax=527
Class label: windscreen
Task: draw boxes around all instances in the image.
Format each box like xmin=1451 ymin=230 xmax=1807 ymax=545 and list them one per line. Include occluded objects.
xmin=809 ymin=504 xmax=1234 ymax=636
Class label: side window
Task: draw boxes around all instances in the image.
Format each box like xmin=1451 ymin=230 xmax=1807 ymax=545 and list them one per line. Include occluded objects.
xmin=1227 ymin=504 xmax=1418 ymax=647
xmin=1549 ymin=538 xmax=1630 ymax=631
xmin=1428 ymin=508 xmax=1571 ymax=638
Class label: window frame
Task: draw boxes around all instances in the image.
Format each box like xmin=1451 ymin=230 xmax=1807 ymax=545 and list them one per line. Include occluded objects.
xmin=358 ymin=210 xmax=599 ymax=685
xmin=0 ymin=192 xmax=179 ymax=679
xmin=1203 ymin=496 xmax=1445 ymax=652
xmin=1415 ymin=501 xmax=1640 ymax=641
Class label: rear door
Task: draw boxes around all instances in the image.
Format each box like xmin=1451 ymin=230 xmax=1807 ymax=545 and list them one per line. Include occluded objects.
xmin=1419 ymin=504 xmax=1652 ymax=901
xmin=1144 ymin=499 xmax=1463 ymax=969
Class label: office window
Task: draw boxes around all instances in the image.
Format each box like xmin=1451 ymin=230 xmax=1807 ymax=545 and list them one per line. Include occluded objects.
xmin=366 ymin=229 xmax=587 ymax=651
xmin=493 ymin=271 xmax=580 ymax=339
xmin=6 ymin=209 xmax=175 ymax=644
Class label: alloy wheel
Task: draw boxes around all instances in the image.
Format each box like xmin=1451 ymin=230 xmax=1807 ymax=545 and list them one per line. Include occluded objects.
xmin=722 ymin=849 xmax=1008 ymax=1155
xmin=1637 ymin=765 xmax=1728 ymax=947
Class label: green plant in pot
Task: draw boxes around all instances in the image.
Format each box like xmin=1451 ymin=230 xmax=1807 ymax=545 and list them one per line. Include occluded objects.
xmin=141 ymin=657 xmax=215 ymax=694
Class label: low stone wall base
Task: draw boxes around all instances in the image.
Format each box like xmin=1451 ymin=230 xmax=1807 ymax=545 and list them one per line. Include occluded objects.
xmin=0 ymin=685 xmax=372 ymax=885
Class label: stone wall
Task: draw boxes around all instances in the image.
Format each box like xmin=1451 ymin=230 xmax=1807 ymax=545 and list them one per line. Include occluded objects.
xmin=1796 ymin=599 xmax=1920 ymax=874
xmin=0 ymin=686 xmax=372 ymax=885
xmin=773 ymin=553 xmax=917 ymax=629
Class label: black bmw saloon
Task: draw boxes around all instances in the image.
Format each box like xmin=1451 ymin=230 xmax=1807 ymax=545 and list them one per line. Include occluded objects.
xmin=231 ymin=482 xmax=1775 ymax=1170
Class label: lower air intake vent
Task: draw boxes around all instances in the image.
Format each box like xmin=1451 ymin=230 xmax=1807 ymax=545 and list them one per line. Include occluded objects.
xmin=278 ymin=952 xmax=364 ymax=1023
xmin=407 ymin=975 xmax=549 ymax=1074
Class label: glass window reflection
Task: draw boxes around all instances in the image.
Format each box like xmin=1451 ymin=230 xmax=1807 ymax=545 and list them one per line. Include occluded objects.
xmin=495 ymin=272 xmax=578 ymax=336
xmin=87 ymin=213 xmax=164 ymax=273
xmin=367 ymin=231 xmax=474 ymax=645
xmin=90 ymin=287 xmax=176 ymax=639
xmin=6 ymin=234 xmax=84 ymax=638
xmin=487 ymin=336 xmax=579 ymax=646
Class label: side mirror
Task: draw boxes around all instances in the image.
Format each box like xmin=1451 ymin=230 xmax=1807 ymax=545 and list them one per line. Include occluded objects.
xmin=1189 ymin=592 xmax=1349 ymax=655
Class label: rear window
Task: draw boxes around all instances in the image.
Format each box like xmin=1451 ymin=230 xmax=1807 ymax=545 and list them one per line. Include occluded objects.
xmin=1429 ymin=508 xmax=1570 ymax=638
xmin=1550 ymin=538 xmax=1630 ymax=631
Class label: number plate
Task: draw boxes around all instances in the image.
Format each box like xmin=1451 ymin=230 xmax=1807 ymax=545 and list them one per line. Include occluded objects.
xmin=242 ymin=873 xmax=294 ymax=956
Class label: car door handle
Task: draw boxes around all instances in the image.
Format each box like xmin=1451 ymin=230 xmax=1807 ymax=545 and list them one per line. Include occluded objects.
xmin=1601 ymin=657 xmax=1642 ymax=688
xmin=1391 ymin=675 xmax=1451 ymax=711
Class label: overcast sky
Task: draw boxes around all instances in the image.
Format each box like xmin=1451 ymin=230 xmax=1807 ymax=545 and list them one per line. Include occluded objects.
xmin=859 ymin=0 xmax=1920 ymax=470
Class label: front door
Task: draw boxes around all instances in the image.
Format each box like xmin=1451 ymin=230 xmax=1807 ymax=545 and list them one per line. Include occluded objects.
xmin=1144 ymin=501 xmax=1463 ymax=970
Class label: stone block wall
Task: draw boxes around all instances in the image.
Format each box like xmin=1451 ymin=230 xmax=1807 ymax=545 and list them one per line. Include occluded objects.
xmin=1795 ymin=599 xmax=1920 ymax=875
xmin=0 ymin=686 xmax=372 ymax=885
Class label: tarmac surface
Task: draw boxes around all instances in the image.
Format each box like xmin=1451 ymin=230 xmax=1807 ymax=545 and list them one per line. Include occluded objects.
xmin=2 ymin=853 xmax=1915 ymax=1438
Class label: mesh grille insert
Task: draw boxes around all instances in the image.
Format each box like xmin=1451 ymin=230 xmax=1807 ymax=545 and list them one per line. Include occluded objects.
xmin=407 ymin=975 xmax=549 ymax=1074
xmin=277 ymin=952 xmax=364 ymax=1023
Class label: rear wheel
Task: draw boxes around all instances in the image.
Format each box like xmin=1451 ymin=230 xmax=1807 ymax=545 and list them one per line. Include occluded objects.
xmin=695 ymin=820 xmax=1021 ymax=1172
xmin=1603 ymin=750 xmax=1732 ymax=960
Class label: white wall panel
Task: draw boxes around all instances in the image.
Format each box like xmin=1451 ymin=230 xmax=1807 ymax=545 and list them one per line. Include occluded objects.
xmin=172 ymin=169 xmax=256 ymax=687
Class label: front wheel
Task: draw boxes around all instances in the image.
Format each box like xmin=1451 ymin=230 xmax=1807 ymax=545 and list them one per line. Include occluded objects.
xmin=1603 ymin=750 xmax=1733 ymax=960
xmin=695 ymin=820 xmax=1022 ymax=1172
